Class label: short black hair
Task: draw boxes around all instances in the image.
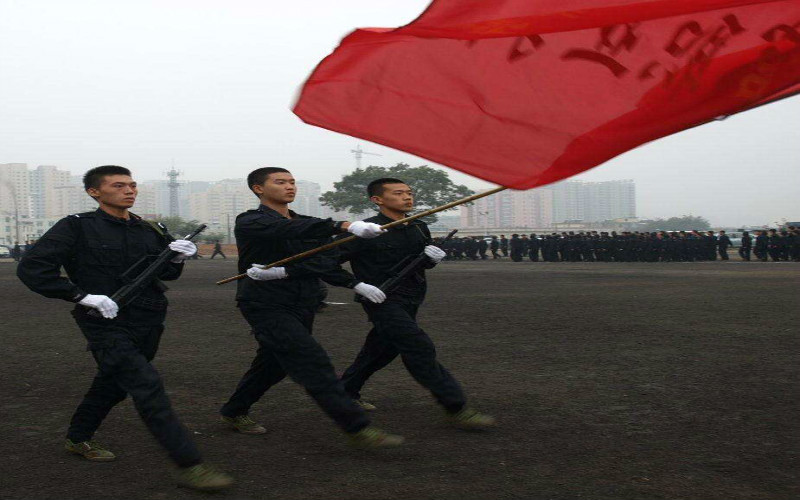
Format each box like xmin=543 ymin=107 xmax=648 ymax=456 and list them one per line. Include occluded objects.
xmin=367 ymin=177 xmax=407 ymax=197
xmin=83 ymin=165 xmax=131 ymax=191
xmin=247 ymin=167 xmax=291 ymax=196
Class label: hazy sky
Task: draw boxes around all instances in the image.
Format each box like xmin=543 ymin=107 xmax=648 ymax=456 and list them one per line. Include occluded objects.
xmin=1 ymin=0 xmax=798 ymax=226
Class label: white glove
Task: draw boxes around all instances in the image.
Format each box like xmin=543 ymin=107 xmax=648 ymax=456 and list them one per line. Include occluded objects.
xmin=169 ymin=239 xmax=197 ymax=263
xmin=79 ymin=294 xmax=119 ymax=319
xmin=347 ymin=221 xmax=386 ymax=239
xmin=247 ymin=264 xmax=288 ymax=281
xmin=354 ymin=282 xmax=386 ymax=304
xmin=424 ymin=245 xmax=446 ymax=264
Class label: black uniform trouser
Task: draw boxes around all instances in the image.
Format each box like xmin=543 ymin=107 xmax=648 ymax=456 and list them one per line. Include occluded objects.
xmin=341 ymin=299 xmax=466 ymax=413
xmin=718 ymin=247 xmax=730 ymax=260
xmin=220 ymin=303 xmax=369 ymax=433
xmin=739 ymin=247 xmax=751 ymax=261
xmin=500 ymin=247 xmax=508 ymax=257
xmin=510 ymin=251 xmax=523 ymax=262
xmin=491 ymin=249 xmax=499 ymax=259
xmin=68 ymin=318 xmax=202 ymax=468
xmin=210 ymin=250 xmax=226 ymax=259
xmin=528 ymin=249 xmax=539 ymax=262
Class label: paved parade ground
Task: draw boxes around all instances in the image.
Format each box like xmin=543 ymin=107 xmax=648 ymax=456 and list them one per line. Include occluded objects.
xmin=1 ymin=259 xmax=798 ymax=500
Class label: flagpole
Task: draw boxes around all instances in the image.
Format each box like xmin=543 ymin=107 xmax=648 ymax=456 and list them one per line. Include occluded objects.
xmin=215 ymin=186 xmax=507 ymax=285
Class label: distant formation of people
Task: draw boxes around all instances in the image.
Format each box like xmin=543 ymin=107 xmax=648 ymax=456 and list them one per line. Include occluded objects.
xmin=436 ymin=227 xmax=800 ymax=263
xmin=6 ymin=228 xmax=799 ymax=263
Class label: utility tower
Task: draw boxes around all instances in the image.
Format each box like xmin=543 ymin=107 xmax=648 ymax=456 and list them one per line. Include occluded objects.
xmin=165 ymin=167 xmax=181 ymax=217
xmin=350 ymin=144 xmax=382 ymax=169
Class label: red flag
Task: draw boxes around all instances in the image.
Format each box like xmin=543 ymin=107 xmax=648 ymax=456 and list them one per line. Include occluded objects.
xmin=293 ymin=0 xmax=800 ymax=189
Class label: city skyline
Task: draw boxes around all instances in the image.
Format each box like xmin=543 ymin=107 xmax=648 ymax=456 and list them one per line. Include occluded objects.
xmin=2 ymin=159 xmax=792 ymax=246
xmin=1 ymin=160 xmax=791 ymax=227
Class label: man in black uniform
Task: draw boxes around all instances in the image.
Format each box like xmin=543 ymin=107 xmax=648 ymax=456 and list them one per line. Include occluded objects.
xmin=509 ymin=234 xmax=523 ymax=262
xmin=528 ymin=233 xmax=540 ymax=262
xmin=754 ymin=230 xmax=768 ymax=261
xmin=465 ymin=236 xmax=479 ymax=260
xmin=717 ymin=230 xmax=732 ymax=260
xmin=489 ymin=236 xmax=500 ymax=259
xmin=337 ymin=178 xmax=494 ymax=430
xmin=739 ymin=231 xmax=752 ymax=261
xmin=706 ymin=231 xmax=718 ymax=261
xmin=210 ymin=240 xmax=227 ymax=259
xmin=219 ymin=167 xmax=403 ymax=448
xmin=478 ymin=237 xmax=489 ymax=260
xmin=16 ymin=166 xmax=232 ymax=491
xmin=499 ymin=235 xmax=509 ymax=257
xmin=11 ymin=242 xmax=22 ymax=262
xmin=789 ymin=226 xmax=800 ymax=262
xmin=767 ymin=229 xmax=782 ymax=261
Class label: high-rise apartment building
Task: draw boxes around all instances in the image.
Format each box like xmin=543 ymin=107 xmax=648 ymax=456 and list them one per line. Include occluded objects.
xmin=0 ymin=163 xmax=32 ymax=218
xmin=30 ymin=165 xmax=73 ymax=218
xmin=551 ymin=180 xmax=635 ymax=223
xmin=187 ymin=179 xmax=256 ymax=235
xmin=460 ymin=180 xmax=635 ymax=229
xmin=291 ymin=180 xmax=322 ymax=217
xmin=461 ymin=188 xmax=553 ymax=230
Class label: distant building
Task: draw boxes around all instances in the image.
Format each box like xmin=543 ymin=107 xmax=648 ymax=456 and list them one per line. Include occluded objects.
xmin=460 ymin=188 xmax=553 ymax=230
xmin=551 ymin=179 xmax=635 ymax=223
xmin=291 ymin=180 xmax=322 ymax=217
xmin=53 ymin=181 xmax=96 ymax=216
xmin=459 ymin=180 xmax=635 ymax=230
xmin=30 ymin=165 xmax=73 ymax=218
xmin=0 ymin=163 xmax=33 ymax=218
xmin=187 ymin=179 xmax=256 ymax=237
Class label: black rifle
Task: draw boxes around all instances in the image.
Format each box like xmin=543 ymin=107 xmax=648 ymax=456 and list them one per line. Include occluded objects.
xmin=378 ymin=229 xmax=458 ymax=295
xmin=88 ymin=224 xmax=207 ymax=318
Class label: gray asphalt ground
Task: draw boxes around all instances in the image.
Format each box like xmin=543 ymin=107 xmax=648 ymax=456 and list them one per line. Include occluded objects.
xmin=1 ymin=259 xmax=798 ymax=500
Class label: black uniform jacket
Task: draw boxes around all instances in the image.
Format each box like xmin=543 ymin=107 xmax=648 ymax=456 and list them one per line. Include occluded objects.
xmin=235 ymin=205 xmax=358 ymax=308
xmin=16 ymin=208 xmax=183 ymax=320
xmin=338 ymin=212 xmax=435 ymax=302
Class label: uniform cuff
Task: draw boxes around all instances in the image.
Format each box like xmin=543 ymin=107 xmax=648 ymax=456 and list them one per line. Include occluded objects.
xmin=332 ymin=220 xmax=348 ymax=234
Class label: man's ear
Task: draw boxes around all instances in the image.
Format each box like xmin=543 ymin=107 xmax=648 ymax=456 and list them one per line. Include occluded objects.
xmin=252 ymin=184 xmax=265 ymax=196
xmin=86 ymin=188 xmax=100 ymax=201
xmin=370 ymin=195 xmax=383 ymax=206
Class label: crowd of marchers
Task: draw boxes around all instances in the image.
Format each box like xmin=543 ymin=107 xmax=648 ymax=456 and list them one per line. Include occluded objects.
xmin=434 ymin=227 xmax=800 ymax=263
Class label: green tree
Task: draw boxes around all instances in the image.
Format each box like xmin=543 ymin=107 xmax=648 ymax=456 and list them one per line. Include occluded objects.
xmin=320 ymin=163 xmax=473 ymax=222
xmin=638 ymin=215 xmax=711 ymax=232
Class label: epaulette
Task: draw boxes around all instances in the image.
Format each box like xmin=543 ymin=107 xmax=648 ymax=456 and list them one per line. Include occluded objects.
xmin=70 ymin=211 xmax=97 ymax=218
xmin=143 ymin=220 xmax=169 ymax=238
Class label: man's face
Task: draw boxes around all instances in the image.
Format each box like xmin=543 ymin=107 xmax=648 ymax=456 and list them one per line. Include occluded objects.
xmin=253 ymin=172 xmax=296 ymax=204
xmin=88 ymin=175 xmax=137 ymax=208
xmin=372 ymin=183 xmax=413 ymax=212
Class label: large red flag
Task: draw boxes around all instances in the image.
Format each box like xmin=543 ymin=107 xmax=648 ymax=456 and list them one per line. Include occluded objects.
xmin=293 ymin=0 xmax=800 ymax=189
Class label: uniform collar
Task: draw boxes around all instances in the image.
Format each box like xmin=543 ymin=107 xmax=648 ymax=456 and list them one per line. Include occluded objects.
xmin=258 ymin=204 xmax=297 ymax=219
xmin=374 ymin=211 xmax=422 ymax=227
xmin=95 ymin=208 xmax=142 ymax=225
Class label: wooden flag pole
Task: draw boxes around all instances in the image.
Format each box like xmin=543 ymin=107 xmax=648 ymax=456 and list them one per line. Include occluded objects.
xmin=215 ymin=185 xmax=507 ymax=285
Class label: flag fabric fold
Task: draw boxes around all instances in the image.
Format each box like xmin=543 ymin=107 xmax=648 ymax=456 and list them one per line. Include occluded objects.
xmin=294 ymin=0 xmax=800 ymax=189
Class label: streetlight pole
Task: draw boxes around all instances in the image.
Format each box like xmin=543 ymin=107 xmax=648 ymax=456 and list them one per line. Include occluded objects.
xmin=478 ymin=210 xmax=489 ymax=236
